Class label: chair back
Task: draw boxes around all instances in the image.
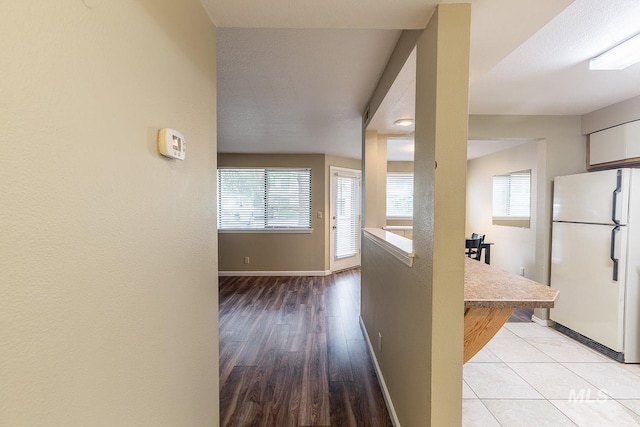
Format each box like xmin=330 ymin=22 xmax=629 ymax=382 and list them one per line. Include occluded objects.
xmin=467 ymin=233 xmax=485 ymax=261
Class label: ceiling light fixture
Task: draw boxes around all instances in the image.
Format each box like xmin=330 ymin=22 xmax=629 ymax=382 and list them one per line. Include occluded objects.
xmin=394 ymin=118 xmax=414 ymax=127
xmin=590 ymin=33 xmax=640 ymax=70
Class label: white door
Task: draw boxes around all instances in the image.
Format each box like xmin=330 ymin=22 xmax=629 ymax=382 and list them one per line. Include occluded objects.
xmin=550 ymin=221 xmax=627 ymax=352
xmin=330 ymin=167 xmax=361 ymax=272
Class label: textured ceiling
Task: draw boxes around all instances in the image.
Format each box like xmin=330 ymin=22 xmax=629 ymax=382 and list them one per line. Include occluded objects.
xmin=469 ymin=0 xmax=640 ymax=115
xmin=210 ymin=0 xmax=640 ymax=160
xmin=216 ymin=29 xmax=400 ymax=159
xmin=201 ymin=0 xmax=440 ymax=29
xmin=367 ymin=49 xmax=417 ymax=136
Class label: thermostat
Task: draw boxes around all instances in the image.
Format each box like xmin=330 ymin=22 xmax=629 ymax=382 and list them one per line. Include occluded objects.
xmin=158 ymin=128 xmax=186 ymax=160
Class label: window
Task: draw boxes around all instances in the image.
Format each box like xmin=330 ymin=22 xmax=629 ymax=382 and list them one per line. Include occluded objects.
xmin=492 ymin=169 xmax=531 ymax=228
xmin=386 ymin=173 xmax=413 ymax=218
xmin=217 ymin=168 xmax=311 ymax=231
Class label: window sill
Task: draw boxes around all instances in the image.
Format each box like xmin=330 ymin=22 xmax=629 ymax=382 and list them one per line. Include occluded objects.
xmin=492 ymin=217 xmax=530 ymax=228
xmin=218 ymin=228 xmax=314 ymax=234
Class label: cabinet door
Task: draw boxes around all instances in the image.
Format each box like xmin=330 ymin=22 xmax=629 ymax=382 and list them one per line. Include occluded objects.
xmin=589 ymin=120 xmax=640 ymax=167
xmin=590 ymin=125 xmax=626 ymax=166
xmin=623 ymin=120 xmax=640 ymax=159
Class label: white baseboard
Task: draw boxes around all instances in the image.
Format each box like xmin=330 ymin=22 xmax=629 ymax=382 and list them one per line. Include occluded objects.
xmin=359 ymin=317 xmax=401 ymax=427
xmin=532 ymin=314 xmax=555 ymax=327
xmin=218 ymin=270 xmax=331 ymax=277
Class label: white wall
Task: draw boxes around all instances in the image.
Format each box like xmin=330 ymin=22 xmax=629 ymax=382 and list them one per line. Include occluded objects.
xmin=468 ymin=115 xmax=585 ymax=284
xmin=0 ymin=1 xmax=219 ymax=424
xmin=468 ymin=115 xmax=585 ymax=321
xmin=466 ymin=141 xmax=541 ymax=277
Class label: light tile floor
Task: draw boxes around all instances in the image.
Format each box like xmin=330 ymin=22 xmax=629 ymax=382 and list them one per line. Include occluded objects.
xmin=463 ymin=322 xmax=640 ymax=427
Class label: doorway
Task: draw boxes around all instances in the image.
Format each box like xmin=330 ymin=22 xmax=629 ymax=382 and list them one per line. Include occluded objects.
xmin=329 ymin=167 xmax=361 ymax=272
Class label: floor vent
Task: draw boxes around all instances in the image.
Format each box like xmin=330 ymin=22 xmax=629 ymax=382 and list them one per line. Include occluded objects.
xmin=554 ymin=322 xmax=624 ymax=362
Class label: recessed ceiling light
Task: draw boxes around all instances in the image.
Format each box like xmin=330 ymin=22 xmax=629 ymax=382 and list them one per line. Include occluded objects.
xmin=590 ymin=33 xmax=640 ymax=70
xmin=394 ymin=118 xmax=414 ymax=127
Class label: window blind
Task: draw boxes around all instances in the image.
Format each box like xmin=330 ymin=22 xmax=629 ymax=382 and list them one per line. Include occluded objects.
xmin=334 ymin=174 xmax=359 ymax=259
xmin=218 ymin=168 xmax=311 ymax=230
xmin=492 ymin=172 xmax=531 ymax=218
xmin=386 ymin=173 xmax=414 ymax=218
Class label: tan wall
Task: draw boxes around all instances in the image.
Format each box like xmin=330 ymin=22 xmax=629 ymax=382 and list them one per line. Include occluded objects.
xmin=0 ymin=1 xmax=219 ymax=425
xmin=363 ymin=131 xmax=388 ymax=227
xmin=326 ymin=155 xmax=361 ymax=171
xmin=387 ymin=161 xmax=414 ymax=173
xmin=362 ymin=5 xmax=469 ymax=425
xmin=218 ymin=153 xmax=327 ymax=272
xmin=466 ymin=141 xmax=541 ymax=277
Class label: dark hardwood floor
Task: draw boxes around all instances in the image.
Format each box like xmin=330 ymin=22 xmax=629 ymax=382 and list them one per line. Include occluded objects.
xmin=218 ymin=269 xmax=393 ymax=427
xmin=508 ymin=308 xmax=534 ymax=323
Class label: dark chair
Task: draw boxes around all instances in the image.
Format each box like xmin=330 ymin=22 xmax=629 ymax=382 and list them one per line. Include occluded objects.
xmin=466 ymin=233 xmax=485 ymax=261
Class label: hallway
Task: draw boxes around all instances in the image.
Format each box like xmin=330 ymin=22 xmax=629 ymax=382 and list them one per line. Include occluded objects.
xmin=218 ymin=270 xmax=392 ymax=426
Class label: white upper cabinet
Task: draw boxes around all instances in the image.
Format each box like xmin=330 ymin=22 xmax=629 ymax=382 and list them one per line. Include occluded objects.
xmin=589 ymin=120 xmax=640 ymax=169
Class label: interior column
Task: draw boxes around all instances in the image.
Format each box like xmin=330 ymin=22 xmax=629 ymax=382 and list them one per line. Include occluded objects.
xmin=413 ymin=4 xmax=471 ymax=425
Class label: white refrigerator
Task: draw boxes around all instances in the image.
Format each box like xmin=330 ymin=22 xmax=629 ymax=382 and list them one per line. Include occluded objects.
xmin=550 ymin=168 xmax=640 ymax=363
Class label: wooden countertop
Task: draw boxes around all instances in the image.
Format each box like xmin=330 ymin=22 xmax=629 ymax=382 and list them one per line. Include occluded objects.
xmin=464 ymin=257 xmax=558 ymax=309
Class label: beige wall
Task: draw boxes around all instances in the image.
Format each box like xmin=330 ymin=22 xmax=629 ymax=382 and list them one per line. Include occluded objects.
xmin=0 ymin=1 xmax=219 ymax=425
xmin=363 ymin=131 xmax=388 ymax=227
xmin=387 ymin=161 xmax=414 ymax=173
xmin=362 ymin=5 xmax=470 ymax=425
xmin=218 ymin=153 xmax=344 ymax=273
xmin=582 ymin=94 xmax=640 ymax=135
xmin=466 ymin=141 xmax=541 ymax=277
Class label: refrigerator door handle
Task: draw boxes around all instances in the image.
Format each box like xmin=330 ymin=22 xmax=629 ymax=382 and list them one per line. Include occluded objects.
xmin=612 ymin=169 xmax=622 ymax=225
xmin=610 ymin=225 xmax=620 ymax=282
